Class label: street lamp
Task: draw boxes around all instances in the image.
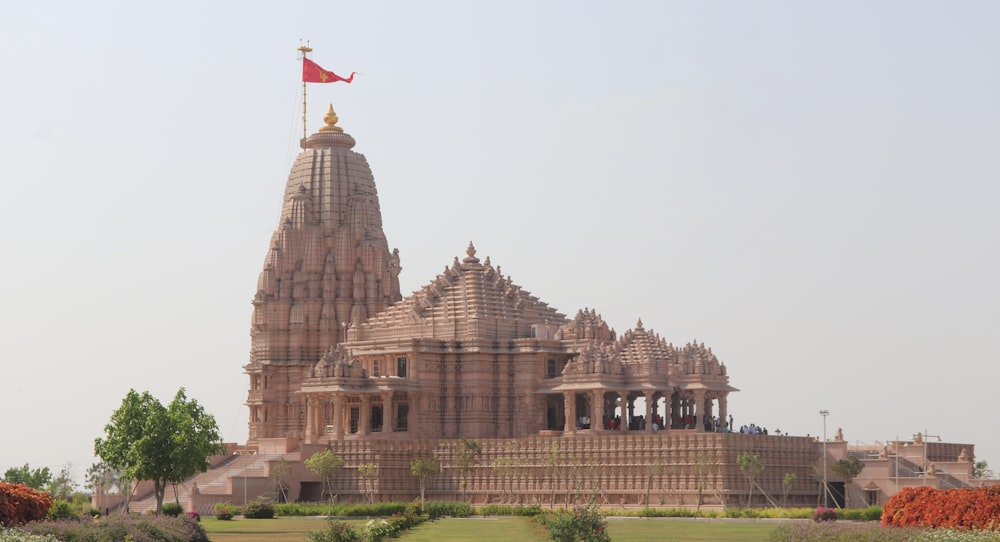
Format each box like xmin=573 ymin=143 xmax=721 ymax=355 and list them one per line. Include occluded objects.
xmin=820 ymin=410 xmax=830 ymax=507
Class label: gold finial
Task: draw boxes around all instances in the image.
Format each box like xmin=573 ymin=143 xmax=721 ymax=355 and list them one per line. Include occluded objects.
xmin=318 ymin=104 xmax=344 ymax=133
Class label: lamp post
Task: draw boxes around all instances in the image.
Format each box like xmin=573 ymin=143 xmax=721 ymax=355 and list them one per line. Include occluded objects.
xmin=820 ymin=410 xmax=830 ymax=507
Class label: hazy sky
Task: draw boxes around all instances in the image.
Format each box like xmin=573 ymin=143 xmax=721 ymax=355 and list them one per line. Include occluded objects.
xmin=2 ymin=1 xmax=998 ymax=485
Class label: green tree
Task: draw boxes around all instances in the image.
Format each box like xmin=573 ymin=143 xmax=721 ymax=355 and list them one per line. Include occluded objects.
xmin=410 ymin=456 xmax=441 ymax=512
xmin=737 ymin=452 xmax=765 ymax=508
xmin=358 ymin=463 xmax=379 ymax=504
xmin=452 ymin=439 xmax=482 ymax=503
xmin=831 ymin=456 xmax=865 ymax=507
xmin=45 ymin=464 xmax=78 ymax=501
xmin=2 ymin=464 xmax=52 ymax=489
xmin=782 ymin=472 xmax=797 ymax=508
xmin=86 ymin=462 xmax=120 ymax=514
xmin=974 ymin=460 xmax=994 ymax=479
xmin=642 ymin=461 xmax=667 ymax=508
xmin=94 ymin=388 xmax=225 ymax=515
xmin=269 ymin=459 xmax=292 ymax=503
xmin=691 ymin=453 xmax=718 ymax=511
xmin=305 ymin=449 xmax=344 ymax=504
xmin=543 ymin=442 xmax=562 ymax=509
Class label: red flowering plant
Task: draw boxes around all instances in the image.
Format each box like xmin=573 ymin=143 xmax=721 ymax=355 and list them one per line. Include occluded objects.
xmin=0 ymin=481 xmax=53 ymax=527
xmin=882 ymin=485 xmax=1000 ymax=530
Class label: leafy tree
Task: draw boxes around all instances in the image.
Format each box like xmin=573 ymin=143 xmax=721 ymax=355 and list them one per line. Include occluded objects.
xmin=451 ymin=439 xmax=482 ymax=503
xmin=45 ymin=464 xmax=78 ymax=501
xmin=358 ymin=463 xmax=379 ymax=504
xmin=737 ymin=452 xmax=765 ymax=508
xmin=269 ymin=459 xmax=292 ymax=503
xmin=831 ymin=456 xmax=865 ymax=507
xmin=491 ymin=456 xmax=517 ymax=504
xmin=691 ymin=453 xmax=718 ymax=511
xmin=782 ymin=472 xmax=797 ymax=508
xmin=3 ymin=464 xmax=52 ymax=489
xmin=410 ymin=456 xmax=440 ymax=512
xmin=642 ymin=461 xmax=667 ymax=508
xmin=305 ymin=449 xmax=344 ymax=504
xmin=94 ymin=388 xmax=225 ymax=515
xmin=974 ymin=460 xmax=994 ymax=479
xmin=543 ymin=442 xmax=562 ymax=509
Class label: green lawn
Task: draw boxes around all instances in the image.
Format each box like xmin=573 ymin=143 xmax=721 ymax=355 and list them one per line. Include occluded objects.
xmin=201 ymin=516 xmax=781 ymax=542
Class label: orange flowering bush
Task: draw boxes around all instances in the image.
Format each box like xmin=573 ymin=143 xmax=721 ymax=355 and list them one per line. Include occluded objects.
xmin=0 ymin=481 xmax=53 ymax=527
xmin=882 ymin=485 xmax=1000 ymax=530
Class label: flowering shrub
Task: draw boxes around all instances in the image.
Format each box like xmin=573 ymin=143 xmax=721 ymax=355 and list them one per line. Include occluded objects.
xmin=813 ymin=507 xmax=838 ymax=522
xmin=243 ymin=498 xmax=275 ymax=519
xmin=537 ymin=502 xmax=610 ymax=542
xmin=21 ymin=514 xmax=209 ymax=542
xmin=185 ymin=511 xmax=200 ymax=522
xmin=0 ymin=483 xmax=53 ymax=527
xmin=882 ymin=486 xmax=1000 ymax=530
xmin=305 ymin=520 xmax=362 ymax=542
xmin=0 ymin=526 xmax=60 ymax=542
xmin=213 ymin=502 xmax=238 ymax=520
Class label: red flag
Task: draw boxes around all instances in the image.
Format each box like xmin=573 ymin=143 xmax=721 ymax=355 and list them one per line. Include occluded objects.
xmin=302 ymin=58 xmax=355 ymax=83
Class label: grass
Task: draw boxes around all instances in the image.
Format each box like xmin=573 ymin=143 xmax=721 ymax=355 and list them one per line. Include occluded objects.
xmin=201 ymin=516 xmax=782 ymax=542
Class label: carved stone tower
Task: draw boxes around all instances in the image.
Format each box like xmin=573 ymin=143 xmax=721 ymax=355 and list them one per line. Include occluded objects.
xmin=245 ymin=105 xmax=402 ymax=445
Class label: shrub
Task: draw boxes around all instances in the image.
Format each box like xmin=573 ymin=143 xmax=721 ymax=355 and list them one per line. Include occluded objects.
xmin=21 ymin=515 xmax=209 ymax=542
xmin=213 ymin=502 xmax=238 ymax=520
xmin=44 ymin=501 xmax=77 ymax=521
xmin=306 ymin=520 xmax=362 ymax=542
xmin=0 ymin=483 xmax=53 ymax=527
xmin=243 ymin=498 xmax=275 ymax=519
xmin=813 ymin=507 xmax=838 ymax=522
xmin=424 ymin=501 xmax=473 ymax=519
xmin=162 ymin=503 xmax=184 ymax=517
xmin=0 ymin=526 xmax=61 ymax=542
xmin=185 ymin=511 xmax=200 ymax=522
xmin=475 ymin=504 xmax=543 ymax=516
xmin=537 ymin=501 xmax=610 ymax=542
xmin=882 ymin=486 xmax=1000 ymax=530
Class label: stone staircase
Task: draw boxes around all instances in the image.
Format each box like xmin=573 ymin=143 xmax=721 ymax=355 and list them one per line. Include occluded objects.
xmin=127 ymin=453 xmax=284 ymax=514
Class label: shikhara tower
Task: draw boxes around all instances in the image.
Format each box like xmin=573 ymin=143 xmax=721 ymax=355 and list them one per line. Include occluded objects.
xmin=245 ymin=105 xmax=402 ymax=445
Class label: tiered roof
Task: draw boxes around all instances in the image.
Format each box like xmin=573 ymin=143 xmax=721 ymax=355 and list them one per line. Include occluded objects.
xmin=350 ymin=243 xmax=567 ymax=342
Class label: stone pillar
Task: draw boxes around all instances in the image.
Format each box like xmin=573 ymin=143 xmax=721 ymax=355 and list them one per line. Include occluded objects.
xmin=332 ymin=395 xmax=344 ymax=441
xmin=644 ymin=391 xmax=654 ymax=432
xmin=619 ymin=391 xmax=629 ymax=432
xmin=694 ymin=390 xmax=706 ymax=432
xmin=719 ymin=392 xmax=729 ymax=430
xmin=304 ymin=397 xmax=316 ymax=444
xmin=382 ymin=392 xmax=394 ymax=433
xmin=591 ymin=390 xmax=603 ymax=432
xmin=361 ymin=395 xmax=371 ymax=436
xmin=563 ymin=392 xmax=576 ymax=433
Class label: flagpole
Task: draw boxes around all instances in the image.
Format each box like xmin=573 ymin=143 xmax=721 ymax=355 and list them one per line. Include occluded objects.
xmin=297 ymin=44 xmax=312 ymax=141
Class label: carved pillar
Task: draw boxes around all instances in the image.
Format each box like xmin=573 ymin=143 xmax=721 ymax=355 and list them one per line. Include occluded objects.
xmin=563 ymin=392 xmax=575 ymax=433
xmin=644 ymin=391 xmax=654 ymax=432
xmin=382 ymin=392 xmax=394 ymax=433
xmin=304 ymin=397 xmax=316 ymax=444
xmin=719 ymin=393 xmax=729 ymax=430
xmin=619 ymin=391 xmax=629 ymax=432
xmin=361 ymin=395 xmax=371 ymax=436
xmin=333 ymin=394 xmax=344 ymax=441
xmin=591 ymin=390 xmax=603 ymax=432
xmin=694 ymin=390 xmax=706 ymax=433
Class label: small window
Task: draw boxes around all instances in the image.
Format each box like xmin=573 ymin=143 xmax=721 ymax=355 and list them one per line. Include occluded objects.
xmin=373 ymin=360 xmax=381 ymax=377
xmin=396 ymin=404 xmax=409 ymax=431
xmin=546 ymin=358 xmax=557 ymax=378
xmin=397 ymin=357 xmax=408 ymax=378
xmin=349 ymin=407 xmax=360 ymax=434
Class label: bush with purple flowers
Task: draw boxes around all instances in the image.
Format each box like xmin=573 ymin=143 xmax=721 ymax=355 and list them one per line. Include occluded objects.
xmin=21 ymin=514 xmax=208 ymax=542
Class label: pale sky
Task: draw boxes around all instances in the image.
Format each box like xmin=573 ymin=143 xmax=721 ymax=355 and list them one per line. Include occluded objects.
xmin=2 ymin=1 xmax=998 ymax=485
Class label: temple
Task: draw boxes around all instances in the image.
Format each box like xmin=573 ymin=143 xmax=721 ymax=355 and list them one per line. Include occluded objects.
xmin=99 ymin=105 xmax=988 ymax=514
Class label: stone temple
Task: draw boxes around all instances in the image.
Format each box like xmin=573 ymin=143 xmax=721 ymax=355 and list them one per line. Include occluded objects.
xmin=101 ymin=105 xmax=985 ymax=513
